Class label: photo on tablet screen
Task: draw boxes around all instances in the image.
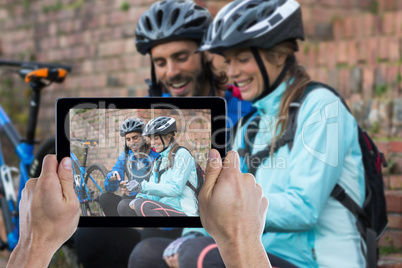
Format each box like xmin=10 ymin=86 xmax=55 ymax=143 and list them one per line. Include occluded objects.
xmin=56 ymin=97 xmax=226 ymax=227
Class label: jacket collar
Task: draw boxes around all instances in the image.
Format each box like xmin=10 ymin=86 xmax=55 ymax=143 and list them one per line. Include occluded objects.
xmin=252 ymin=80 xmax=288 ymax=117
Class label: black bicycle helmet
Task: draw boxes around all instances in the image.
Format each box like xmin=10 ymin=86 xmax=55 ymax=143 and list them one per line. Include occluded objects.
xmin=199 ymin=0 xmax=304 ymax=54
xmin=143 ymin=116 xmax=177 ymax=136
xmin=135 ymin=0 xmax=212 ymax=55
xmin=120 ymin=118 xmax=145 ymax=137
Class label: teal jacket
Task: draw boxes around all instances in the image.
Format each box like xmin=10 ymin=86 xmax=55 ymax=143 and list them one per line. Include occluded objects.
xmin=137 ymin=145 xmax=198 ymax=216
xmin=231 ymin=81 xmax=366 ymax=267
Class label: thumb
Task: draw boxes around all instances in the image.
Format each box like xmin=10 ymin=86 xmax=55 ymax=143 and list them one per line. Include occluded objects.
xmin=57 ymin=157 xmax=76 ymax=201
xmin=201 ymin=149 xmax=222 ymax=197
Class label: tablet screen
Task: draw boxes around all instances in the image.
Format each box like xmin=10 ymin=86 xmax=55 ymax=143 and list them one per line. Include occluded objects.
xmin=56 ymin=97 xmax=226 ymax=227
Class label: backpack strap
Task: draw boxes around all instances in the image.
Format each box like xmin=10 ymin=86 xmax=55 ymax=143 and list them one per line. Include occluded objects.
xmin=155 ymin=146 xmax=198 ymax=192
xmin=231 ymin=110 xmax=259 ymax=151
xmin=331 ymin=184 xmax=376 ymax=268
xmin=173 ymin=147 xmax=200 ymax=194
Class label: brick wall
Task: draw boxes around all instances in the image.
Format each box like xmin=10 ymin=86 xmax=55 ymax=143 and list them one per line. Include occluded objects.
xmin=0 ymin=0 xmax=401 ymax=254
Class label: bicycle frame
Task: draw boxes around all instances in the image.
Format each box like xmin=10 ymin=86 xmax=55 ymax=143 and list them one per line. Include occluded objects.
xmin=0 ymin=59 xmax=71 ymax=250
xmin=0 ymin=105 xmax=32 ymax=250
xmin=71 ymin=151 xmax=104 ymax=206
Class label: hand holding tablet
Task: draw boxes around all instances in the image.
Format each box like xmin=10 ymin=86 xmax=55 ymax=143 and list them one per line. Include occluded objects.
xmin=56 ymin=97 xmax=226 ymax=227
xmin=199 ymin=150 xmax=270 ymax=268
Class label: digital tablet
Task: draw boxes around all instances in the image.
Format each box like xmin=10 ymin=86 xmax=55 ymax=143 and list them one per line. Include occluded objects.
xmin=56 ymin=97 xmax=226 ymax=227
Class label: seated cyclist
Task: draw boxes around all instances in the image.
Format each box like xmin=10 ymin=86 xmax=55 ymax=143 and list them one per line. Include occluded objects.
xmin=99 ymin=117 xmax=159 ymax=216
xmin=117 ymin=116 xmax=199 ymax=217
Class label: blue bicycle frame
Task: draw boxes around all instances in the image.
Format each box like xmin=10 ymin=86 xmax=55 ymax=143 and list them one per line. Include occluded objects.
xmin=0 ymin=60 xmax=72 ymax=250
xmin=71 ymin=151 xmax=104 ymax=206
xmin=0 ymin=105 xmax=32 ymax=250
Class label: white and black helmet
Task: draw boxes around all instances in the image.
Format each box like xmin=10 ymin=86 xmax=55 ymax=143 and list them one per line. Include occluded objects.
xmin=143 ymin=116 xmax=177 ymax=136
xmin=120 ymin=118 xmax=145 ymax=137
xmin=199 ymin=0 xmax=304 ymax=54
xmin=135 ymin=0 xmax=212 ymax=55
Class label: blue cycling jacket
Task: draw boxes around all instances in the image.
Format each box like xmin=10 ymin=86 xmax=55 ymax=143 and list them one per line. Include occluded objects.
xmin=231 ymin=80 xmax=366 ymax=267
xmin=184 ymin=80 xmax=366 ymax=267
xmin=137 ymin=145 xmax=198 ymax=216
xmin=104 ymin=149 xmax=159 ymax=196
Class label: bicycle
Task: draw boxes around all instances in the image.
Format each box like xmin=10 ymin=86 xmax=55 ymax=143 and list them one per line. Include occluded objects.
xmin=0 ymin=59 xmax=71 ymax=251
xmin=70 ymin=138 xmax=107 ymax=216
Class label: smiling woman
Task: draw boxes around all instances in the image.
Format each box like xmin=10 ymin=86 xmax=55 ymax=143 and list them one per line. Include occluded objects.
xmin=191 ymin=0 xmax=368 ymax=267
xmin=224 ymin=47 xmax=286 ymax=101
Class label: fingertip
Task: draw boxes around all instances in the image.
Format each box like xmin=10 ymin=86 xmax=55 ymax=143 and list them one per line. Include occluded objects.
xmin=208 ymin=149 xmax=219 ymax=161
xmin=61 ymin=157 xmax=72 ymax=170
xmin=207 ymin=149 xmax=222 ymax=169
xmin=39 ymin=154 xmax=58 ymax=177
xmin=222 ymin=150 xmax=240 ymax=170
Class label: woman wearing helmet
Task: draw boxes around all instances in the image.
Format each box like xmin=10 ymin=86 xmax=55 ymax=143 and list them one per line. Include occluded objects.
xmin=117 ymin=116 xmax=199 ymax=217
xmin=192 ymin=0 xmax=366 ymax=267
xmin=99 ymin=117 xmax=159 ymax=216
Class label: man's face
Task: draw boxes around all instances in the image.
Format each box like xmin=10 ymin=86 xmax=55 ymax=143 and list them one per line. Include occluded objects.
xmin=125 ymin=132 xmax=144 ymax=152
xmin=151 ymin=40 xmax=209 ymax=97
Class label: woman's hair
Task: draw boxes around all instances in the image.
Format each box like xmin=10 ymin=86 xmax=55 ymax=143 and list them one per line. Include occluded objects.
xmin=260 ymin=41 xmax=311 ymax=154
xmin=163 ymin=133 xmax=180 ymax=167
xmin=140 ymin=138 xmax=150 ymax=154
xmin=201 ymin=52 xmax=228 ymax=94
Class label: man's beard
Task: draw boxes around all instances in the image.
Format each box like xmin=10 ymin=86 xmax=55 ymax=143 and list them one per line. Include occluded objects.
xmin=160 ymin=68 xmax=210 ymax=97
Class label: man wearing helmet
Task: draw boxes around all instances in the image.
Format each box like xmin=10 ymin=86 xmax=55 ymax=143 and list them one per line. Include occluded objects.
xmin=99 ymin=118 xmax=159 ymax=216
xmin=118 ymin=116 xmax=199 ymax=217
xmin=135 ymin=0 xmax=255 ymax=128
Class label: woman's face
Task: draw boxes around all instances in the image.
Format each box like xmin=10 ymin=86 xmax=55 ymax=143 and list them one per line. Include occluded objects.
xmin=223 ymin=48 xmax=284 ymax=101
xmin=150 ymin=135 xmax=169 ymax=153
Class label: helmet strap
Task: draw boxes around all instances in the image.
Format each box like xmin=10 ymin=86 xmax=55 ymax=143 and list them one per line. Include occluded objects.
xmin=251 ymin=48 xmax=294 ymax=102
xmin=251 ymin=47 xmax=270 ymax=101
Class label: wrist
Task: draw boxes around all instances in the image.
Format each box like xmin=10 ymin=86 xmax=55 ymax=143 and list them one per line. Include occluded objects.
xmin=215 ymin=236 xmax=270 ymax=268
xmin=8 ymin=238 xmax=57 ymax=268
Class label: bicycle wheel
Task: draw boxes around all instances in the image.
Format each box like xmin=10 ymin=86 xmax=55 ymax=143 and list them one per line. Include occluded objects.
xmin=84 ymin=163 xmax=107 ymax=216
xmin=29 ymin=136 xmax=55 ymax=178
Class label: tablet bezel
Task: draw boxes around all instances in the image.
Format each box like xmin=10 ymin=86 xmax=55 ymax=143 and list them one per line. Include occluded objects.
xmin=56 ymin=97 xmax=227 ymax=227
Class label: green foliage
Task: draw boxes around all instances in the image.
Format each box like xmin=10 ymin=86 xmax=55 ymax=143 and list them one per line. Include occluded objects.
xmin=66 ymin=0 xmax=84 ymax=10
xmin=23 ymin=0 xmax=30 ymax=10
xmin=0 ymin=77 xmax=30 ymax=127
xmin=379 ymin=245 xmax=401 ymax=256
xmin=120 ymin=1 xmax=130 ymax=11
xmin=379 ymin=237 xmax=402 ymax=256
xmin=369 ymin=0 xmax=379 ymax=14
xmin=336 ymin=63 xmax=349 ymax=69
xmin=370 ymin=121 xmax=379 ymax=134
xmin=374 ymin=84 xmax=387 ymax=97
xmin=42 ymin=0 xmax=63 ymax=13
xmin=42 ymin=0 xmax=83 ymax=13
xmin=303 ymin=44 xmax=310 ymax=55
xmin=396 ymin=73 xmax=402 ymax=84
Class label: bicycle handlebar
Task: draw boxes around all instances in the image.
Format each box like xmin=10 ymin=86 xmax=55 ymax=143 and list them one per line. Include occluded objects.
xmin=0 ymin=59 xmax=72 ymax=73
